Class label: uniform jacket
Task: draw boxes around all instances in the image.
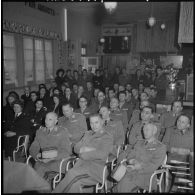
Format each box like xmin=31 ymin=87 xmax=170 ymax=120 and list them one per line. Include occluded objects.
xmin=118 ymin=139 xmax=166 ymax=190
xmin=58 ymin=113 xmax=88 ymax=144
xmin=29 ymin=125 xmax=72 ymax=161
xmin=74 ymin=130 xmax=114 ymax=180
xmin=128 ymin=109 xmax=141 ymax=130
xmin=75 ymin=106 xmax=95 ymax=130
xmin=104 ymin=119 xmax=125 ymax=156
xmin=129 ymin=121 xmax=161 ymax=147
xmin=110 ymin=109 xmax=128 ymax=134
xmin=119 ymin=102 xmax=134 ymax=122
xmin=162 ymin=126 xmax=193 ymax=162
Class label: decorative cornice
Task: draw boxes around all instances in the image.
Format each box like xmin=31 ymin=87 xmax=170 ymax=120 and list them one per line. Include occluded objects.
xmin=3 ymin=19 xmax=62 ymax=40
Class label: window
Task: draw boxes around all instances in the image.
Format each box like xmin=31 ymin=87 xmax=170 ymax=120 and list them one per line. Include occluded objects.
xmin=23 ymin=37 xmax=54 ymax=85
xmin=23 ymin=37 xmax=34 ymax=85
xmin=3 ymin=33 xmax=17 ymax=86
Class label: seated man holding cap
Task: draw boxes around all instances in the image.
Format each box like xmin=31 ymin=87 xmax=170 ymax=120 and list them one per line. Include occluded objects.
xmin=113 ymin=123 xmax=166 ymax=192
xmin=29 ymin=112 xmax=72 ymax=179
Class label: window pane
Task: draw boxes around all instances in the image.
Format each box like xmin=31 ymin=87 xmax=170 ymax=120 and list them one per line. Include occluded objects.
xmin=24 ymin=50 xmax=33 ymax=60
xmin=24 ymin=60 xmax=34 ymax=84
xmin=35 ymin=61 xmax=45 ymax=82
xmin=23 ymin=38 xmax=33 ymax=49
xmin=45 ymin=41 xmax=52 ymax=51
xmin=3 ymin=33 xmax=17 ymax=86
xmin=3 ymin=34 xmax=15 ymax=47
xmin=45 ymin=51 xmax=52 ymax=61
xmin=4 ymin=48 xmax=16 ymax=60
xmin=4 ymin=60 xmax=17 ymax=85
xmin=35 ymin=50 xmax=44 ymax=61
xmin=35 ymin=39 xmax=43 ymax=50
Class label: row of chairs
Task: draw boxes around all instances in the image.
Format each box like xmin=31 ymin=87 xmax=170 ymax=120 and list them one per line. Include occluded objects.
xmin=12 ymin=135 xmax=194 ymax=193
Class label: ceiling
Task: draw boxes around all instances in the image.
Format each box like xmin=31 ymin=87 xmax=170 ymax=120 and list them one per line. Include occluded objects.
xmin=48 ymin=2 xmax=180 ymax=25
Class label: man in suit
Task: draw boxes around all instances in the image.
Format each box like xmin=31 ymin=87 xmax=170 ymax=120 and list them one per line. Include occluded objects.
xmin=63 ymin=87 xmax=77 ymax=109
xmin=52 ymin=114 xmax=114 ymax=193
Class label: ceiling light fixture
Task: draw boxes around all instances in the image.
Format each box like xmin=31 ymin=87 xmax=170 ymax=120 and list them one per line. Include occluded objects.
xmin=104 ymin=2 xmax=117 ymax=13
xmin=147 ymin=2 xmax=156 ymax=27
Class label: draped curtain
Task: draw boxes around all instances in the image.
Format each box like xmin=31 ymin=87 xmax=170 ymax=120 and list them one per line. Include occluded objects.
xmin=178 ymin=2 xmax=194 ymax=44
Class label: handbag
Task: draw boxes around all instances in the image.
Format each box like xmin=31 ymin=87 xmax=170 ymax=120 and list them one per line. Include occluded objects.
xmin=111 ymin=159 xmax=127 ymax=182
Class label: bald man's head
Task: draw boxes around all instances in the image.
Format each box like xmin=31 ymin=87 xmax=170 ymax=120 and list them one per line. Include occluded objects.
xmin=143 ymin=123 xmax=158 ymax=140
xmin=45 ymin=112 xmax=58 ymax=129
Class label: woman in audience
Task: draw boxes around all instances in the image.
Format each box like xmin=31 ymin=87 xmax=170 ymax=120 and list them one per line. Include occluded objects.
xmin=50 ymin=94 xmax=63 ymax=117
xmin=23 ymin=91 xmax=37 ymax=117
xmin=3 ymin=93 xmax=17 ymax=124
xmin=55 ymin=68 xmax=65 ymax=88
xmin=4 ymin=100 xmax=31 ymax=159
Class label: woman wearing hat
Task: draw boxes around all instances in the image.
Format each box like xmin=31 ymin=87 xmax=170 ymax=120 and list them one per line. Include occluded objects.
xmin=4 ymin=100 xmax=31 ymax=159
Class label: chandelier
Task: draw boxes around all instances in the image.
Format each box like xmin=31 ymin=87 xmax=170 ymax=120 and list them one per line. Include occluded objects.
xmin=104 ymin=2 xmax=117 ymax=13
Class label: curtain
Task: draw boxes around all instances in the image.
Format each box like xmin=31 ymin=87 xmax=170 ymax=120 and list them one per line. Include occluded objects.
xmin=178 ymin=2 xmax=194 ymax=44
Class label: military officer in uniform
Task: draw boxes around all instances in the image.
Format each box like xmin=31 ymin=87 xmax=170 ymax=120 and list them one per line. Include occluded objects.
xmin=159 ymin=100 xmax=183 ymax=141
xmin=118 ymin=91 xmax=134 ymax=122
xmin=109 ymin=97 xmax=128 ymax=134
xmin=52 ymin=114 xmax=114 ymax=193
xmin=113 ymin=123 xmax=166 ymax=192
xmin=99 ymin=106 xmax=125 ymax=157
xmin=162 ymin=114 xmax=193 ymax=162
xmin=29 ymin=112 xmax=72 ymax=178
xmin=58 ymin=103 xmax=88 ymax=145
xmin=75 ymin=96 xmax=95 ymax=130
xmin=128 ymin=106 xmax=161 ymax=148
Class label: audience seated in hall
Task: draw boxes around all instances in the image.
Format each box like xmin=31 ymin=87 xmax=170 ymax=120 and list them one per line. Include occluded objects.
xmin=52 ymin=114 xmax=114 ymax=193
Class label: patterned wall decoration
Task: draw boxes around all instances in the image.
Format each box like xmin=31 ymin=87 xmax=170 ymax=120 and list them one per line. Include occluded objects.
xmin=3 ymin=19 xmax=65 ymax=67
xmin=3 ymin=19 xmax=62 ymax=40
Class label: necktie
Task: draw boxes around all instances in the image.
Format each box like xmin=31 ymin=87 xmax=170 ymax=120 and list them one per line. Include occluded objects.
xmin=105 ymin=120 xmax=108 ymax=126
